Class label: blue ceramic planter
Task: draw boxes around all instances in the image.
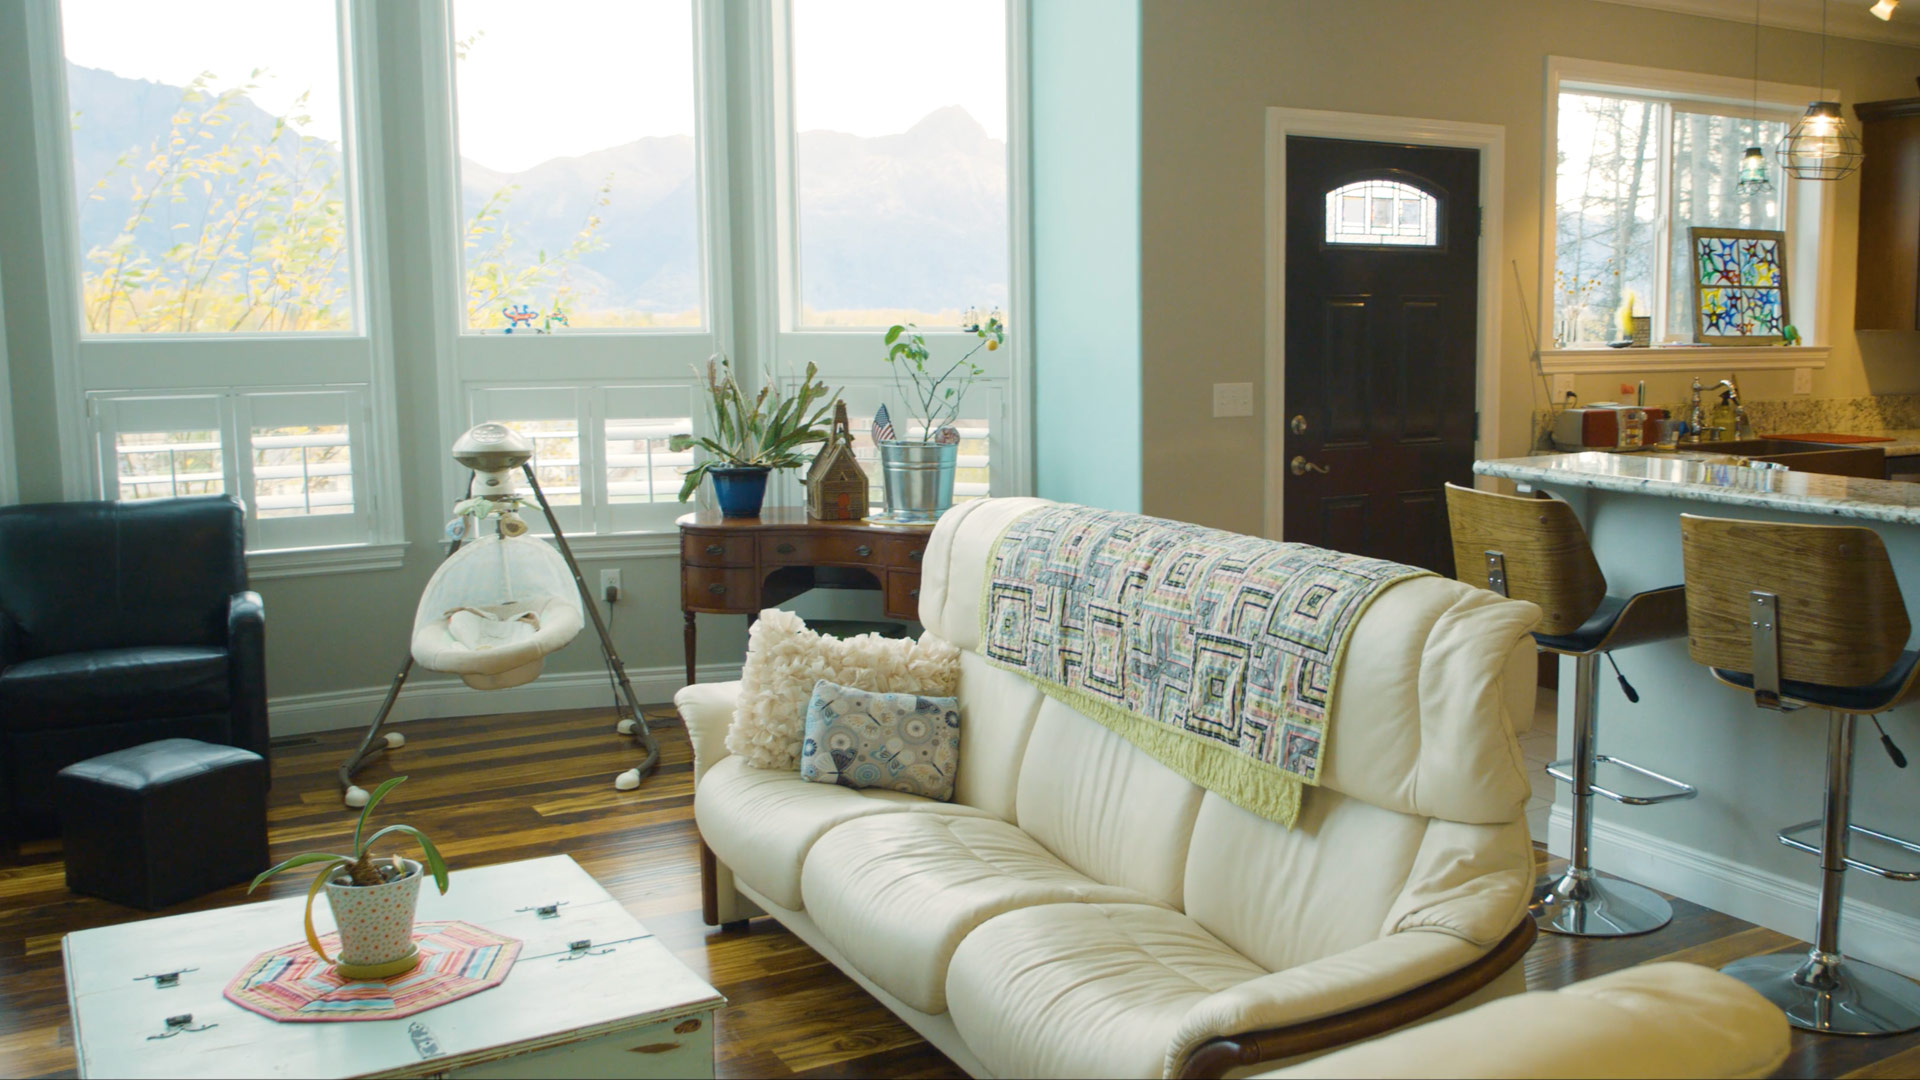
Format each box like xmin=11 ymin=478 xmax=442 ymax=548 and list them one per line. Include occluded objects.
xmin=710 ymin=466 xmax=771 ymax=518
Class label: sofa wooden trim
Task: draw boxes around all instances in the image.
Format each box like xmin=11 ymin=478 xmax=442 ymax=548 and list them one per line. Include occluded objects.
xmin=1174 ymin=918 xmax=1539 ymax=1080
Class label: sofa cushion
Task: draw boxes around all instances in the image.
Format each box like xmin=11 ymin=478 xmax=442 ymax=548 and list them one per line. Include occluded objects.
xmin=800 ymin=681 xmax=961 ymax=800
xmin=1183 ymin=789 xmax=1430 ymax=973
xmin=951 ymin=650 xmax=1044 ymax=820
xmin=0 ymin=647 xmax=229 ymax=732
xmin=946 ymin=902 xmax=1268 ymax=1080
xmin=693 ymin=755 xmax=992 ymax=910
xmin=1015 ymin=698 xmax=1205 ymax=908
xmin=802 ymin=814 xmax=1165 ymax=1014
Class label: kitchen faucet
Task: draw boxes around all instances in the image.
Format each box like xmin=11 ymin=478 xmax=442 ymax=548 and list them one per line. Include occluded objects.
xmin=1716 ymin=377 xmax=1754 ymax=440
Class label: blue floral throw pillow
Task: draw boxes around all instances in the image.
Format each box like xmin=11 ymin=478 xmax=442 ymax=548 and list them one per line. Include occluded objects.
xmin=800 ymin=679 xmax=962 ymax=801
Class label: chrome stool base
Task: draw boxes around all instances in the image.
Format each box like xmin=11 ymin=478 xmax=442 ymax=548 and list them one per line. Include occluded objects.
xmin=1723 ymin=951 xmax=1920 ymax=1036
xmin=1531 ymin=868 xmax=1673 ymax=937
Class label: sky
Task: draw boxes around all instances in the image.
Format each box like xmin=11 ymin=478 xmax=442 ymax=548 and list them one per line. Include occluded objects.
xmin=61 ymin=0 xmax=1008 ymax=177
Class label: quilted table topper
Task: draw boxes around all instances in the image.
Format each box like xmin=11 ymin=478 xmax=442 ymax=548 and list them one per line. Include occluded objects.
xmin=224 ymin=920 xmax=520 ymax=1022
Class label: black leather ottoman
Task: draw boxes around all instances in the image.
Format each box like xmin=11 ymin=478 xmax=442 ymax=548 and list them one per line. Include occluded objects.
xmin=59 ymin=738 xmax=269 ymax=910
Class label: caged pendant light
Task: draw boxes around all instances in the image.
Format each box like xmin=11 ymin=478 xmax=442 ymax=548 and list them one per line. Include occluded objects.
xmin=1776 ymin=0 xmax=1864 ymax=180
xmin=1738 ymin=0 xmax=1774 ymax=196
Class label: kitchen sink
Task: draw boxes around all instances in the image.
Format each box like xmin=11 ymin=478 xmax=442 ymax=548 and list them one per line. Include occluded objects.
xmin=1665 ymin=438 xmax=1852 ymax=455
xmin=1657 ymin=438 xmax=1886 ymax=479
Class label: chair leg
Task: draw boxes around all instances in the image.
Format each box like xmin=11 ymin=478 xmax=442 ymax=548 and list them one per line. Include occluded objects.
xmin=1722 ymin=711 xmax=1920 ymax=1036
xmin=1533 ymin=652 xmax=1674 ymax=937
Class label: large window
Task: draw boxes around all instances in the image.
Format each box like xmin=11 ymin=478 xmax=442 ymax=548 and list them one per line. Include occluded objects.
xmin=786 ymin=0 xmax=1009 ymax=328
xmin=61 ymin=0 xmax=357 ymax=335
xmin=451 ymin=0 xmax=704 ymax=332
xmin=39 ymin=0 xmax=401 ymax=570
xmin=1544 ymin=60 xmax=1824 ymax=364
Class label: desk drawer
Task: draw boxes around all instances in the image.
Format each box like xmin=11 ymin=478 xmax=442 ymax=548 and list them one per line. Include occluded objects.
xmin=682 ymin=567 xmax=758 ymax=612
xmin=683 ymin=533 xmax=754 ymax=568
xmin=885 ymin=571 xmax=922 ymax=620
xmin=879 ymin=535 xmax=928 ymax=568
xmin=760 ymin=533 xmax=884 ymax=566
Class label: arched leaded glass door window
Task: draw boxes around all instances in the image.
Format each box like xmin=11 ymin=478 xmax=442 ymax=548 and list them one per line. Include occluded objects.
xmin=1324 ymin=178 xmax=1440 ymax=247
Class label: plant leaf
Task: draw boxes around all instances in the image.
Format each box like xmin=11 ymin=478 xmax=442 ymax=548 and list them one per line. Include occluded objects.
xmin=250 ymin=850 xmax=353 ymax=893
xmin=352 ymin=775 xmax=408 ymax=855
xmin=362 ymin=824 xmax=451 ymax=894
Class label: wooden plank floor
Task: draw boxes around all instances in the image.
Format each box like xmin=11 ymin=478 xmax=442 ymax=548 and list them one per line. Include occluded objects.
xmin=0 ymin=707 xmax=1915 ymax=1079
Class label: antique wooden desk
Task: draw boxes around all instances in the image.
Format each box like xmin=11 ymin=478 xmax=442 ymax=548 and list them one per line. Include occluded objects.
xmin=677 ymin=508 xmax=934 ymax=685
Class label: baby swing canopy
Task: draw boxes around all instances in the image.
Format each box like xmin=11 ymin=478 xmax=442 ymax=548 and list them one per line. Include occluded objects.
xmin=411 ymin=533 xmax=584 ymax=690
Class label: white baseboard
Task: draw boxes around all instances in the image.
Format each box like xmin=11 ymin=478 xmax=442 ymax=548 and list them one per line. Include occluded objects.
xmin=1548 ymin=806 xmax=1920 ymax=980
xmin=267 ymin=662 xmax=744 ymax=738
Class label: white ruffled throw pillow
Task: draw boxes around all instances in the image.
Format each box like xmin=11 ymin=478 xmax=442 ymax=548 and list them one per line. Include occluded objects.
xmin=728 ymin=609 xmax=961 ymax=770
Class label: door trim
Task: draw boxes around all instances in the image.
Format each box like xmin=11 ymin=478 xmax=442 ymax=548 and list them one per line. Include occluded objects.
xmin=1263 ymin=108 xmax=1505 ymax=541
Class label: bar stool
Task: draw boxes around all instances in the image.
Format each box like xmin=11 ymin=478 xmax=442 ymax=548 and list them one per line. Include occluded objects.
xmin=1446 ymin=483 xmax=1697 ymax=937
xmin=1680 ymin=513 xmax=1920 ymax=1036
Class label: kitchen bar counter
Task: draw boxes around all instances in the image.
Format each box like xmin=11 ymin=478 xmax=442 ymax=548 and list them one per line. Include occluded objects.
xmin=1476 ymin=451 xmax=1920 ymax=524
xmin=1470 ymin=451 xmax=1920 ymax=980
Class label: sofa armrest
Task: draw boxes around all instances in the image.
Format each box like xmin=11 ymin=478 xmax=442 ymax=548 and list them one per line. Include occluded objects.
xmin=1254 ymin=962 xmax=1790 ymax=1080
xmin=1169 ymin=920 xmax=1535 ymax=1079
xmin=0 ymin=609 xmax=18 ymax=670
xmin=675 ymin=680 xmax=739 ymax=789
xmin=227 ymin=591 xmax=269 ymax=758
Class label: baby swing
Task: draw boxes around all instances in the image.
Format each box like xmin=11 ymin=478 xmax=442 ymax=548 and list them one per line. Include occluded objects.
xmin=336 ymin=422 xmax=660 ymax=807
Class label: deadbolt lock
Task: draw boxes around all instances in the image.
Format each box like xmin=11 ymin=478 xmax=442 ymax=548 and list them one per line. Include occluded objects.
xmin=1289 ymin=414 xmax=1308 ymax=435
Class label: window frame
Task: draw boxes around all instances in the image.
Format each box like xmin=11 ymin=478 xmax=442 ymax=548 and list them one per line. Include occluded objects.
xmin=24 ymin=0 xmax=407 ymax=575
xmin=1539 ymin=56 xmax=1836 ymax=375
xmin=750 ymin=0 xmax=1032 ymax=506
xmin=419 ymin=0 xmax=733 ymax=555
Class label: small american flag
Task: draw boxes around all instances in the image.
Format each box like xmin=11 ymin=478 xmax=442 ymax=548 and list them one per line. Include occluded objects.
xmin=872 ymin=404 xmax=897 ymax=444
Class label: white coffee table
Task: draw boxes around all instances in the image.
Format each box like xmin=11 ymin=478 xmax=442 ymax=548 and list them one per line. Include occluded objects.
xmin=63 ymin=854 xmax=723 ymax=1078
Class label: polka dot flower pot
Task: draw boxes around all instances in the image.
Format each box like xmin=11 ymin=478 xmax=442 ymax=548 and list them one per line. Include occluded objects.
xmin=314 ymin=859 xmax=425 ymax=979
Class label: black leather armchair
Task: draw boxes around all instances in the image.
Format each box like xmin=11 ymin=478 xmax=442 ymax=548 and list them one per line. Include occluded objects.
xmin=0 ymin=496 xmax=266 ymax=836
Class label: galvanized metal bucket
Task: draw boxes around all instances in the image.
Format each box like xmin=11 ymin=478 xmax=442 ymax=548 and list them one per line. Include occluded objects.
xmin=878 ymin=441 xmax=957 ymax=523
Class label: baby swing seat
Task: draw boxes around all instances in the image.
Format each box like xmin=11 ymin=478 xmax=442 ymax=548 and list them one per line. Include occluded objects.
xmin=410 ymin=533 xmax=584 ymax=690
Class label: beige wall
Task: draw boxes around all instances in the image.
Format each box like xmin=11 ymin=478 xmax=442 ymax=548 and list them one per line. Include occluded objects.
xmin=1140 ymin=0 xmax=1920 ymax=533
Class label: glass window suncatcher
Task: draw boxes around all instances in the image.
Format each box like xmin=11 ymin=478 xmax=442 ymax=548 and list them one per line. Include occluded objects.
xmin=1689 ymin=227 xmax=1788 ymax=344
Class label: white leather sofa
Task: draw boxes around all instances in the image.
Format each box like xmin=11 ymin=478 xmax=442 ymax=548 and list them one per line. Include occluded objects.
xmin=678 ymin=497 xmax=1547 ymax=1078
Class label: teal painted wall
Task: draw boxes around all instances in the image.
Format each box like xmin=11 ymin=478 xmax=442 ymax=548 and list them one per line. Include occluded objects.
xmin=1030 ymin=0 xmax=1142 ymax=512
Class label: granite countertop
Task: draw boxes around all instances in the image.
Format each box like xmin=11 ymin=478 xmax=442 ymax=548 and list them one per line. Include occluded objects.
xmin=1872 ymin=430 xmax=1920 ymax=457
xmin=1475 ymin=452 xmax=1920 ymax=526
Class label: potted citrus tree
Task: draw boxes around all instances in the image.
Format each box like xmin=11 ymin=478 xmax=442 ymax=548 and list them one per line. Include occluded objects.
xmin=672 ymin=354 xmax=840 ymax=517
xmin=878 ymin=308 xmax=1005 ymax=521
xmin=249 ymin=776 xmax=449 ymax=979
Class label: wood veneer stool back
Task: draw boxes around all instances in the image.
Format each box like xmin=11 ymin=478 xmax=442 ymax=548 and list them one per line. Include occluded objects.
xmin=1679 ymin=514 xmax=1910 ymax=689
xmin=1444 ymin=483 xmax=1606 ymax=635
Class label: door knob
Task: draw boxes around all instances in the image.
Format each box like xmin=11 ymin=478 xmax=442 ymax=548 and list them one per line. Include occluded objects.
xmin=1290 ymin=455 xmax=1331 ymax=476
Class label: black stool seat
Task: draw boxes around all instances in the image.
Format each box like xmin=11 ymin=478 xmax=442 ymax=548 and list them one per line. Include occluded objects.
xmin=1711 ymin=650 xmax=1920 ymax=714
xmin=1533 ymin=586 xmax=1686 ymax=655
xmin=59 ymin=738 xmax=268 ymax=910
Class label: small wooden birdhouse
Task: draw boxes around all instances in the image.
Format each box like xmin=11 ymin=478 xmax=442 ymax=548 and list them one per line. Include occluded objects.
xmin=807 ymin=400 xmax=869 ymax=521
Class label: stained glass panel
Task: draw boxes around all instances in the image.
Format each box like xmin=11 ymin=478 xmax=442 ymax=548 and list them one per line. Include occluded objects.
xmin=1324 ymin=180 xmax=1438 ymax=247
xmin=1690 ymin=228 xmax=1787 ymax=341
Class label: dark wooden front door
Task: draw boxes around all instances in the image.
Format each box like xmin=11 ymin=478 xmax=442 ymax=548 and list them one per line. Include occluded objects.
xmin=1283 ymin=136 xmax=1479 ymax=575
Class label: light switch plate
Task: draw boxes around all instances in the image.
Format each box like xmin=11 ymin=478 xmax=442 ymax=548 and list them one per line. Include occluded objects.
xmin=1793 ymin=367 xmax=1812 ymax=395
xmin=1213 ymin=382 xmax=1254 ymax=418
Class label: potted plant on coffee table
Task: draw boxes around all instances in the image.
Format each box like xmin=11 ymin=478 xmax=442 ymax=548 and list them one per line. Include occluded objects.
xmin=878 ymin=307 xmax=1005 ymax=522
xmin=671 ymin=354 xmax=840 ymax=518
xmin=249 ymin=776 xmax=450 ymax=980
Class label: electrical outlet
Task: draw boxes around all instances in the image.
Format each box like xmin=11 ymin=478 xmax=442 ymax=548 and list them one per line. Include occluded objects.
xmin=1793 ymin=367 xmax=1813 ymax=395
xmin=599 ymin=569 xmax=622 ymax=602
xmin=1212 ymin=382 xmax=1254 ymax=418
xmin=1552 ymin=373 xmax=1576 ymax=401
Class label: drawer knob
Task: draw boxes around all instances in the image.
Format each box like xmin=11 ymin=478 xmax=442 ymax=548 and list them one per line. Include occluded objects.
xmin=855 ymin=545 xmax=872 ymax=557
xmin=909 ymin=587 xmax=920 ymax=598
xmin=909 ymin=549 xmax=922 ymax=562
xmin=705 ymin=543 xmax=724 ymax=556
xmin=708 ymin=583 xmax=727 ymax=595
xmin=777 ymin=542 xmax=796 ymax=555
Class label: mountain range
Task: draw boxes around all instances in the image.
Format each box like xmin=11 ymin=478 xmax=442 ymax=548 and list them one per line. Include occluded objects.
xmin=68 ymin=63 xmax=1009 ymax=317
